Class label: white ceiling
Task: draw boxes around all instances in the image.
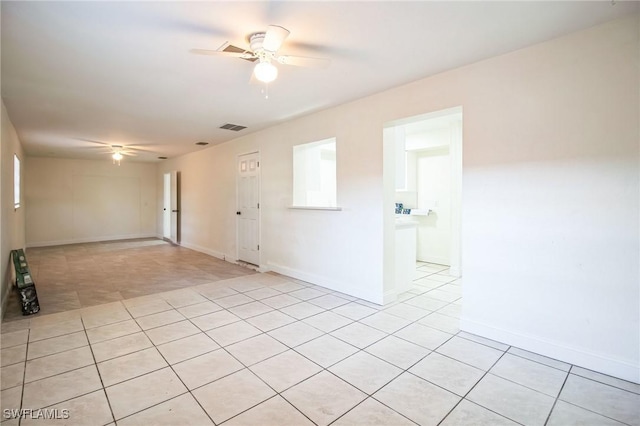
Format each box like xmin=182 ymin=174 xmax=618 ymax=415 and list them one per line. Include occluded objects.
xmin=2 ymin=1 xmax=637 ymax=162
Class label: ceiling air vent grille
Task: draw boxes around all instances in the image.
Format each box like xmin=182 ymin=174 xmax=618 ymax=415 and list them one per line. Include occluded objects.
xmin=220 ymin=123 xmax=247 ymax=132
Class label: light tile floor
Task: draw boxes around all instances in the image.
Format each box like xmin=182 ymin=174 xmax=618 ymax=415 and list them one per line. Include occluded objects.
xmin=1 ymin=249 xmax=639 ymax=425
xmin=3 ymin=238 xmax=256 ymax=321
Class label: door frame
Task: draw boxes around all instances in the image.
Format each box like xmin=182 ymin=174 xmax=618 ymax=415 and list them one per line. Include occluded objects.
xmin=162 ymin=171 xmax=180 ymax=245
xmin=163 ymin=172 xmax=171 ymax=240
xmin=236 ymin=151 xmax=261 ymax=267
xmin=382 ymin=106 xmax=463 ymax=302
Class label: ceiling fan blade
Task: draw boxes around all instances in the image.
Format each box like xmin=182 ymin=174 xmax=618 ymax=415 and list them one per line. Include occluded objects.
xmin=263 ymin=25 xmax=290 ymax=52
xmin=190 ymin=48 xmax=254 ymax=59
xmin=277 ymin=55 xmax=331 ymax=68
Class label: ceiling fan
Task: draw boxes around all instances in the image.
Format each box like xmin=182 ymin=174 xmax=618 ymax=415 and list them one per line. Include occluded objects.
xmin=109 ymin=145 xmax=133 ymax=165
xmin=78 ymin=139 xmax=151 ymax=165
xmin=190 ymin=25 xmax=330 ymax=84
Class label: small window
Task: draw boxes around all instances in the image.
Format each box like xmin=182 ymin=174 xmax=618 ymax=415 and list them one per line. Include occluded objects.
xmin=293 ymin=137 xmax=337 ymax=208
xmin=14 ymin=154 xmax=21 ymax=209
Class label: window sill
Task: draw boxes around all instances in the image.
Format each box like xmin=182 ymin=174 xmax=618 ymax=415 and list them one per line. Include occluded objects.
xmin=289 ymin=206 xmax=342 ymax=211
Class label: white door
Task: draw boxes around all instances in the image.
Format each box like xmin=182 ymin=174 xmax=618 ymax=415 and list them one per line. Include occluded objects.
xmin=163 ymin=173 xmax=171 ymax=239
xmin=163 ymin=171 xmax=180 ymax=244
xmin=237 ymin=153 xmax=260 ymax=265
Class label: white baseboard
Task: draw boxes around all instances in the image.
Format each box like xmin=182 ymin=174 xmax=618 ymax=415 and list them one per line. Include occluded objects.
xmin=26 ymin=233 xmax=158 ymax=248
xmin=461 ymin=317 xmax=640 ymax=384
xmin=257 ymin=265 xmax=271 ymax=273
xmin=418 ymin=255 xmax=450 ymax=266
xmin=267 ymin=262 xmax=383 ymax=305
xmin=178 ymin=241 xmax=228 ymax=262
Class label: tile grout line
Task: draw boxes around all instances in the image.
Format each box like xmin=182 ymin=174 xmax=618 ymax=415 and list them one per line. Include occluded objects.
xmin=15 ymin=296 xmax=444 ymax=426
xmin=549 ymin=368 xmax=636 ymax=426
xmin=180 ymin=300 xmax=351 ymax=425
xmin=16 ymin=327 xmax=30 ymax=426
xmin=433 ymin=335 xmax=577 ymax=424
xmin=117 ymin=319 xmax=218 ymax=426
xmin=79 ymin=317 xmax=117 ymax=425
xmin=543 ymin=368 xmax=570 ymax=426
xmin=433 ymin=348 xmax=524 ymax=426
xmin=340 ymin=301 xmax=510 ymax=426
xmin=183 ymin=308 xmax=321 ymax=425
xmin=277 ymin=302 xmax=449 ymax=424
xmin=326 ymin=396 xmax=419 ymax=426
xmin=317 ymin=294 xmax=464 ymax=425
xmin=364 ymin=332 xmax=463 ymax=424
xmin=502 ymin=349 xmax=571 ymax=375
xmin=6 ymin=253 xmax=638 ymax=425
xmin=565 ymin=368 xmax=640 ymax=396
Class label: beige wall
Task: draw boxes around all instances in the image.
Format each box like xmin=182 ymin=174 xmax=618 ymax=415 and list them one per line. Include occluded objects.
xmin=1 ymin=101 xmax=26 ymax=317
xmin=157 ymin=99 xmax=386 ymax=301
xmin=26 ymin=158 xmax=157 ymax=246
xmin=158 ymin=16 xmax=639 ymax=382
xmin=455 ymin=16 xmax=638 ymax=383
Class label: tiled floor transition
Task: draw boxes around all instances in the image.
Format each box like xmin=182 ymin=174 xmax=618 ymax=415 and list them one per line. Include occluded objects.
xmin=1 ymin=240 xmax=639 ymax=425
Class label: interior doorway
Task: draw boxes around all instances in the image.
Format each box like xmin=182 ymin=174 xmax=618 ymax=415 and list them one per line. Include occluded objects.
xmin=163 ymin=171 xmax=180 ymax=245
xmin=383 ymin=107 xmax=462 ymax=301
xmin=237 ymin=152 xmax=261 ymax=266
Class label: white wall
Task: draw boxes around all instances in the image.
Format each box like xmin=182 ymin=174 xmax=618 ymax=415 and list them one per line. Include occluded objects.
xmin=157 ymin=16 xmax=638 ymax=382
xmin=1 ymin=101 xmax=26 ymax=318
xmin=455 ymin=18 xmax=639 ymax=382
xmin=157 ymin=107 xmax=384 ymax=302
xmin=416 ymin=148 xmax=451 ymax=265
xmin=25 ymin=158 xmax=157 ymax=246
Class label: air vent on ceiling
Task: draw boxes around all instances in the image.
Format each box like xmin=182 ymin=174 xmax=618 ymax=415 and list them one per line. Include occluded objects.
xmin=222 ymin=44 xmax=257 ymax=62
xmin=195 ymin=142 xmax=209 ymax=146
xmin=219 ymin=123 xmax=247 ymax=132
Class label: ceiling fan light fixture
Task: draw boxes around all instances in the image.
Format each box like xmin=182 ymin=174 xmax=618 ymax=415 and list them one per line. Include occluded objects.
xmin=254 ymin=61 xmax=278 ymax=83
xmin=112 ymin=151 xmax=123 ymax=165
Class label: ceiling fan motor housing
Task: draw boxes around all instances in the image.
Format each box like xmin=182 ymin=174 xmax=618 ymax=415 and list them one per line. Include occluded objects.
xmin=249 ymin=33 xmax=267 ymax=53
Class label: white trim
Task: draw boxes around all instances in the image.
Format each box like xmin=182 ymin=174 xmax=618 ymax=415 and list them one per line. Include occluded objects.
xmin=178 ymin=241 xmax=271 ymax=274
xmin=418 ymin=255 xmax=450 ymax=266
xmin=288 ymin=206 xmax=342 ymax=211
xmin=384 ymin=106 xmax=463 ymax=129
xmin=256 ymin=264 xmax=271 ymax=273
xmin=383 ymin=106 xmax=463 ymax=300
xmin=267 ymin=262 xmax=383 ymax=305
xmin=26 ymin=233 xmax=157 ymax=248
xmin=460 ymin=317 xmax=640 ymax=384
xmin=179 ymin=241 xmax=228 ymax=261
